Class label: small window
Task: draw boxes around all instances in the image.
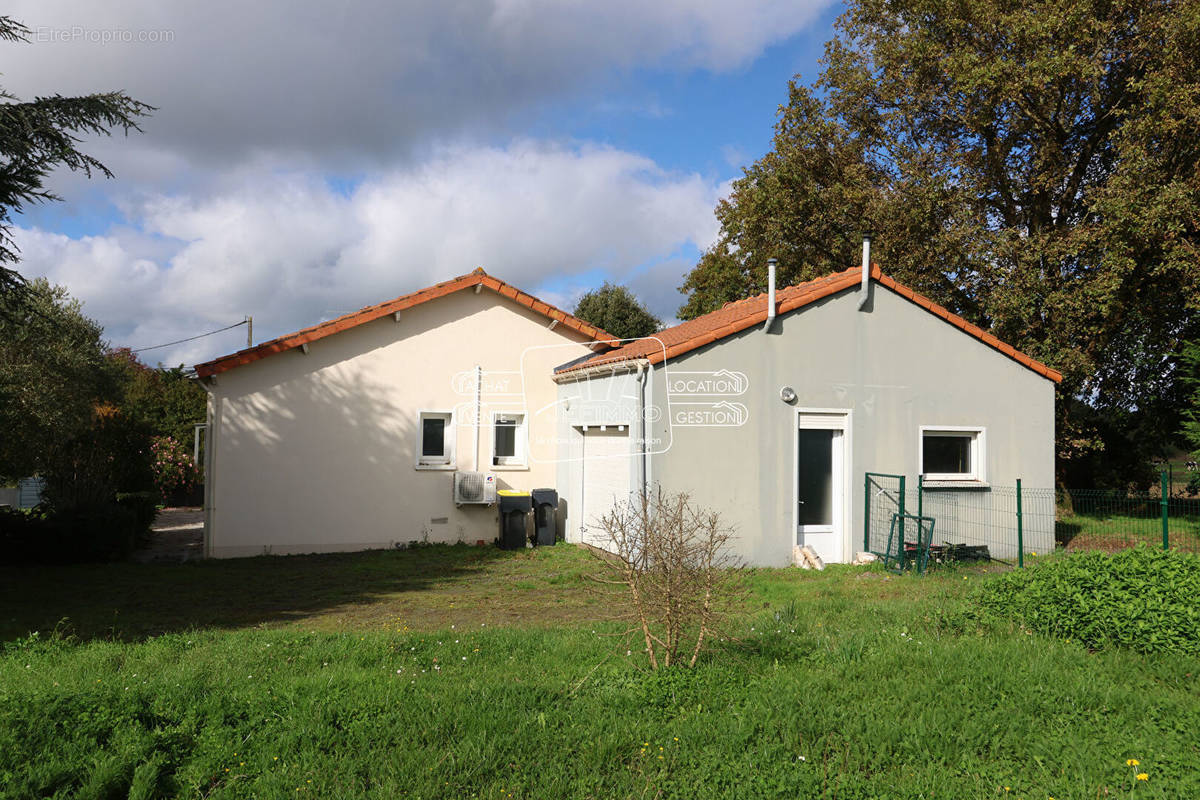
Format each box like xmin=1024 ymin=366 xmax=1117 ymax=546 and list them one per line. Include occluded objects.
xmin=920 ymin=427 xmax=984 ymax=482
xmin=417 ymin=411 xmax=455 ymax=468
xmin=492 ymin=412 xmax=527 ymax=467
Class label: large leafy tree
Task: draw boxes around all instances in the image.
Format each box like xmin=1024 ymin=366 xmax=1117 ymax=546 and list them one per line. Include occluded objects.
xmin=574 ymin=282 xmax=661 ymax=341
xmin=680 ymin=0 xmax=1200 ymax=481
xmin=0 ymin=16 xmax=151 ymax=312
xmin=0 ymin=279 xmax=122 ymax=479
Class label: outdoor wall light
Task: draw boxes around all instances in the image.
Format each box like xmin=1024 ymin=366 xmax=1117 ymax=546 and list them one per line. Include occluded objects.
xmin=779 ymin=386 xmax=797 ymax=404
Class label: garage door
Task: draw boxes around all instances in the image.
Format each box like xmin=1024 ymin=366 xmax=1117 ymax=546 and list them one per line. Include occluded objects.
xmin=579 ymin=427 xmax=633 ymax=550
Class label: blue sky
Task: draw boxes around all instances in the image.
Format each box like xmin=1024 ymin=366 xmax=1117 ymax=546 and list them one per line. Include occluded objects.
xmin=8 ymin=0 xmax=842 ymax=365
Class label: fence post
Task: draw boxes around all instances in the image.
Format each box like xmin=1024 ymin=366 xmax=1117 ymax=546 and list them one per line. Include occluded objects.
xmin=1161 ymin=469 xmax=1170 ymax=551
xmin=1016 ymin=478 xmax=1024 ymax=569
xmin=898 ymin=475 xmax=907 ymax=569
xmin=863 ymin=473 xmax=871 ymax=553
xmin=917 ymin=474 xmax=924 ymax=522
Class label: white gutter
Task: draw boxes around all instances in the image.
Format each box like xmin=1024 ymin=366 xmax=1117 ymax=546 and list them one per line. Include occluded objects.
xmin=857 ymin=235 xmax=872 ymax=311
xmin=636 ymin=362 xmax=648 ymax=501
xmin=552 ymin=358 xmax=650 ymax=383
xmin=197 ymin=379 xmax=218 ymax=559
xmin=763 ymin=257 xmax=777 ymax=330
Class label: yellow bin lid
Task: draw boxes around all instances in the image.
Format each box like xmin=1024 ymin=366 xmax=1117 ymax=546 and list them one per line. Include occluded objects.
xmin=496 ymin=490 xmax=531 ymax=497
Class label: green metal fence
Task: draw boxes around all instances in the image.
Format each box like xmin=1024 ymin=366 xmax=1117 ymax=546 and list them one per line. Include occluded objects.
xmin=863 ymin=470 xmax=1200 ymax=572
xmin=1059 ymin=473 xmax=1200 ymax=554
xmin=864 ymin=472 xmax=904 ymax=561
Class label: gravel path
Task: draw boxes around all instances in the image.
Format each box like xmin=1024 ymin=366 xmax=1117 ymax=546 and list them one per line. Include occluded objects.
xmin=132 ymin=507 xmax=204 ymax=563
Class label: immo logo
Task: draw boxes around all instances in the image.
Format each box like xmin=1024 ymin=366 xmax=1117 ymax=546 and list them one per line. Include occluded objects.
xmin=666 ymin=369 xmax=748 ymax=396
xmin=665 ymin=368 xmax=750 ymax=427
xmin=670 ymin=400 xmax=749 ymax=427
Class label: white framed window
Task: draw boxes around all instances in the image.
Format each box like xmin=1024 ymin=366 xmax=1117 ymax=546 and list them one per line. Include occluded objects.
xmin=416 ymin=410 xmax=455 ymax=469
xmin=491 ymin=411 xmax=527 ymax=468
xmin=919 ymin=426 xmax=986 ymax=483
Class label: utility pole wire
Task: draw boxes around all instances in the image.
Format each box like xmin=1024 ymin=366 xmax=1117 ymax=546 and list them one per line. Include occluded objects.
xmin=131 ymin=318 xmax=248 ymax=354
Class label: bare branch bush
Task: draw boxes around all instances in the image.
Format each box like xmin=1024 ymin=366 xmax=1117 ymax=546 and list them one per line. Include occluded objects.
xmin=588 ymin=487 xmax=743 ymax=669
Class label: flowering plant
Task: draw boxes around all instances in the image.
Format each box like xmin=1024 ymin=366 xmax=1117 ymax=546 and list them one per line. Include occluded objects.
xmin=150 ymin=435 xmax=199 ymax=501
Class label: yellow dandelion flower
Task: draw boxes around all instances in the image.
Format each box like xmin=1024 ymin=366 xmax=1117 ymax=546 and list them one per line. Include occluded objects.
xmin=1127 ymin=759 xmax=1140 ymax=766
xmin=1137 ymin=773 xmax=1148 ymax=781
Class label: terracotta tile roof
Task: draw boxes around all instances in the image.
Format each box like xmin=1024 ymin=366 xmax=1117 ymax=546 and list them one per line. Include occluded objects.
xmin=194 ymin=268 xmax=612 ymax=378
xmin=556 ymin=266 xmax=1063 ymax=383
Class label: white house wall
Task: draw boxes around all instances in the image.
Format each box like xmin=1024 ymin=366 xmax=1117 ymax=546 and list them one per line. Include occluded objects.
xmin=553 ymin=367 xmax=647 ymax=545
xmin=205 ymin=290 xmax=594 ymax=558
xmin=646 ymin=283 xmax=1055 ymax=567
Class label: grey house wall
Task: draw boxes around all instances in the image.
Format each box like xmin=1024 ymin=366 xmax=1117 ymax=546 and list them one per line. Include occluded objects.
xmin=644 ymin=282 xmax=1055 ymax=567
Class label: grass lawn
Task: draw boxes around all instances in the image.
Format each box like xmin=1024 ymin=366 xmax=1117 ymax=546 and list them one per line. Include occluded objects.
xmin=2 ymin=546 xmax=1198 ymax=799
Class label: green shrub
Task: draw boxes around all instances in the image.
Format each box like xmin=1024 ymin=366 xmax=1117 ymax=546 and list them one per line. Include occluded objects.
xmin=116 ymin=491 xmax=159 ymax=533
xmin=0 ymin=498 xmax=151 ymax=565
xmin=974 ymin=545 xmax=1200 ymax=655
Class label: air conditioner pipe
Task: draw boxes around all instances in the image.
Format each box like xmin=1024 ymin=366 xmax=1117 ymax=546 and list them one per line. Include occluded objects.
xmin=857 ymin=234 xmax=872 ymax=311
xmin=763 ymin=257 xmax=777 ymax=331
xmin=473 ymin=364 xmax=482 ymax=471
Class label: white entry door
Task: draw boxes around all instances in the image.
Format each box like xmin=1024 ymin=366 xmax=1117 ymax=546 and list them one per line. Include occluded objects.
xmin=578 ymin=427 xmax=632 ymax=550
xmin=796 ymin=413 xmax=847 ymax=563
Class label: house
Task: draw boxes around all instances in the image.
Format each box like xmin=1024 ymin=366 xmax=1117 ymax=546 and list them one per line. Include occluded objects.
xmin=551 ymin=257 xmax=1060 ymax=566
xmin=194 ymin=269 xmax=611 ymax=558
xmin=196 ymin=257 xmax=1058 ymax=566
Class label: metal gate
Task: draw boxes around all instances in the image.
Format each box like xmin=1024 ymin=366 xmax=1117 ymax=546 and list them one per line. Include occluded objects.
xmin=864 ymin=472 xmax=905 ymax=560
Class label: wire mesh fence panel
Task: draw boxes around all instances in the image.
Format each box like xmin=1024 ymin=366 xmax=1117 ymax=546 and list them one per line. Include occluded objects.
xmin=1059 ymin=491 xmax=1200 ymax=553
xmin=915 ymin=486 xmax=1056 ymax=568
xmin=1168 ymin=497 xmax=1200 ymax=553
xmin=863 ymin=471 xmax=1056 ymax=572
xmin=862 ymin=470 xmax=1200 ymax=570
xmin=864 ymin=472 xmax=904 ymax=560
xmin=882 ymin=513 xmax=936 ymax=574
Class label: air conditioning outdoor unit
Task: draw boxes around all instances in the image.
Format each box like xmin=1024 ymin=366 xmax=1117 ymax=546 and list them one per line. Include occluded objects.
xmin=454 ymin=471 xmax=496 ymax=505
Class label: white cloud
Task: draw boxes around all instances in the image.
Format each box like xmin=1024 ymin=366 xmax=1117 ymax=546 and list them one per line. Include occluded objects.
xmin=3 ymin=0 xmax=833 ymax=173
xmin=3 ymin=2 xmax=812 ymax=363
xmin=13 ymin=141 xmax=726 ymax=365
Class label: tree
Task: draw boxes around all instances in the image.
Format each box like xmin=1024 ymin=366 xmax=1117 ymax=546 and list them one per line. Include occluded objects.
xmin=0 ymin=16 xmax=151 ymax=312
xmin=109 ymin=349 xmax=207 ymax=446
xmin=679 ymin=0 xmax=1200 ymax=481
xmin=1182 ymin=338 xmax=1200 ymax=457
xmin=574 ymin=283 xmax=661 ymax=341
xmin=0 ymin=279 xmax=121 ymax=479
